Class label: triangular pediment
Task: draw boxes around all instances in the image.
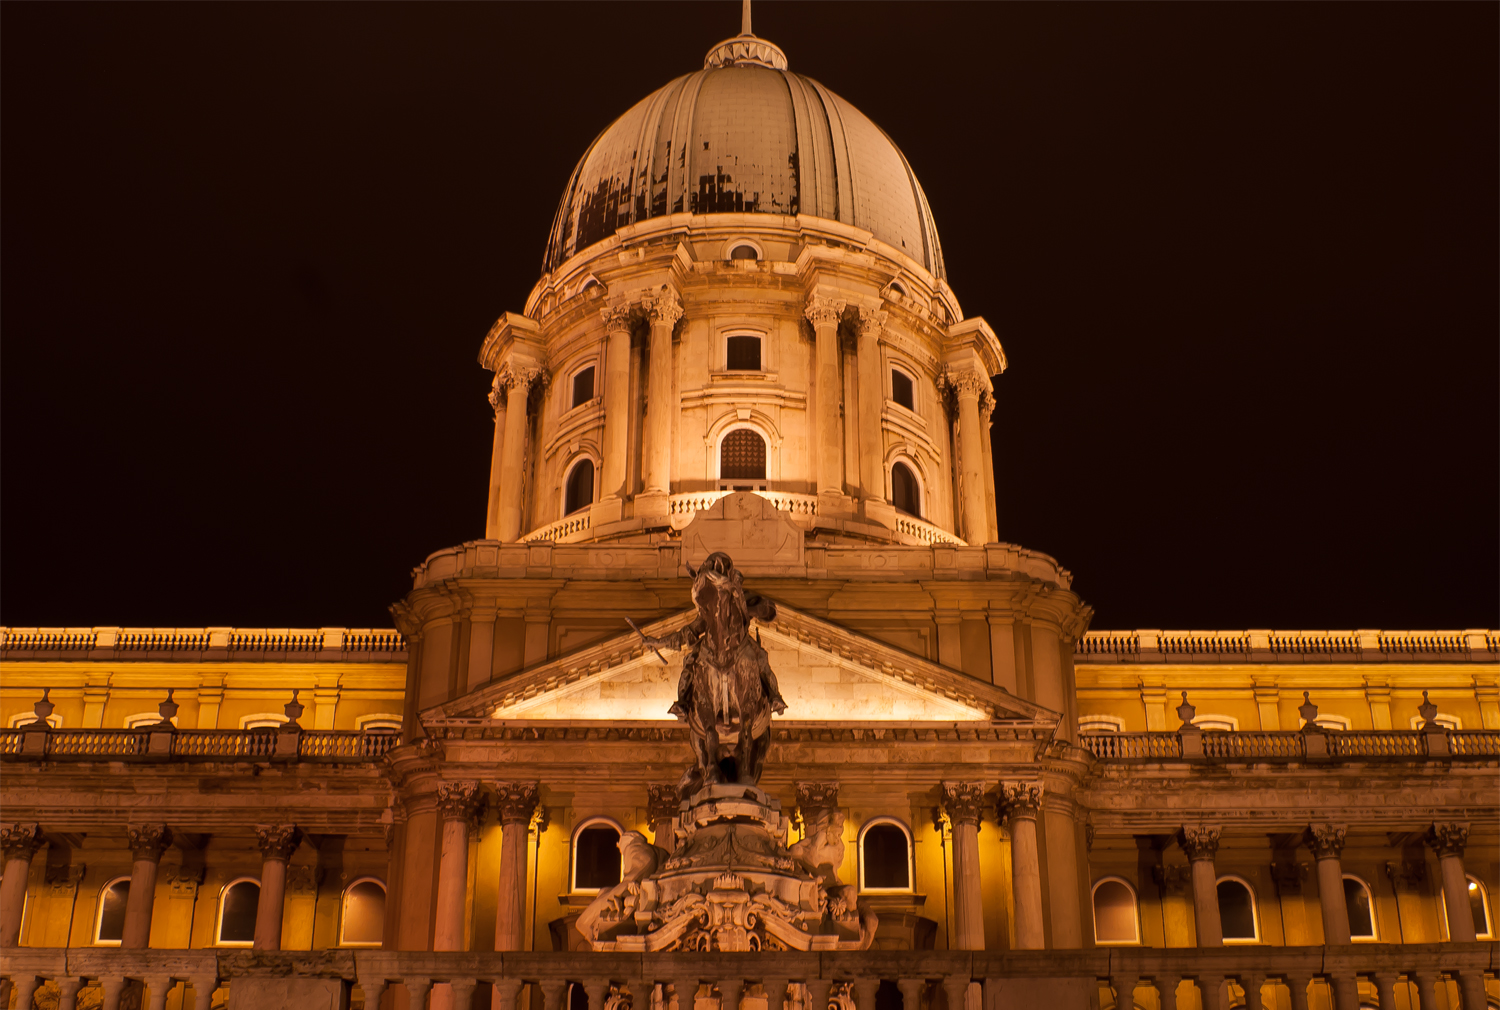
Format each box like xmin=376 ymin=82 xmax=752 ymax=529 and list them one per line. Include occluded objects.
xmin=425 ymin=603 xmax=1057 ymax=728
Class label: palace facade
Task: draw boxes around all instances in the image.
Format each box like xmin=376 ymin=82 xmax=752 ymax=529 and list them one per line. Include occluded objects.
xmin=2 ymin=16 xmax=1496 ymax=1010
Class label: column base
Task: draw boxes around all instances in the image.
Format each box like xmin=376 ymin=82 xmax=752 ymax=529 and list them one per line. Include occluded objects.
xmin=860 ymin=498 xmax=898 ymax=534
xmin=817 ymin=491 xmax=857 ymax=518
xmin=591 ymin=497 xmax=624 ymax=526
xmin=635 ymin=491 xmax=670 ymax=518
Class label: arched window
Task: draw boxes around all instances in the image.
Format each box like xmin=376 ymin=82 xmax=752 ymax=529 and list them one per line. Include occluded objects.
xmin=728 ymin=243 xmax=759 ymax=261
xmin=1191 ymin=714 xmax=1239 ymax=732
xmin=891 ymin=462 xmax=920 ymax=517
xmin=355 ymin=714 xmax=403 ymax=733
xmin=1091 ymin=877 xmax=1140 ymax=944
xmin=858 ymin=819 xmax=912 ymax=891
xmin=1216 ymin=876 xmax=1259 ymax=942
xmin=564 ymin=459 xmax=595 ymax=515
xmin=238 ymin=713 xmax=288 ymax=730
xmin=726 ymin=334 xmax=762 ymax=371
xmin=94 ymin=877 xmax=130 ymax=945
xmin=1342 ymin=875 xmax=1376 ymax=939
xmin=571 ymin=366 xmax=596 ymax=408
xmin=9 ymin=712 xmax=61 ymax=728
xmin=1079 ymin=715 xmax=1126 ymax=734
xmin=1467 ymin=876 xmax=1493 ymax=939
xmin=891 ymin=368 xmax=915 ymax=411
xmin=340 ymin=878 xmax=386 ymax=946
xmin=1409 ymin=713 xmax=1462 ymax=730
xmin=123 ymin=713 xmax=177 ymax=729
xmin=720 ymin=428 xmax=767 ymax=481
xmin=571 ymin=819 xmax=622 ymax=893
xmin=216 ymin=878 xmax=260 ymax=946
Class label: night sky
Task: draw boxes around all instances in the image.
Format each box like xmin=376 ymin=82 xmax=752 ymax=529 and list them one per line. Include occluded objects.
xmin=3 ymin=3 xmax=1495 ymax=631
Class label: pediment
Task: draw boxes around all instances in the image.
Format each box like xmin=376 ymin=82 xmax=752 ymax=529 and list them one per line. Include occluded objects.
xmin=426 ymin=603 xmax=1057 ymax=728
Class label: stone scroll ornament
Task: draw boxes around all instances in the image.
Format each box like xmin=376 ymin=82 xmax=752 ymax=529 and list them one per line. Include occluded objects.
xmin=584 ymin=552 xmax=875 ymax=953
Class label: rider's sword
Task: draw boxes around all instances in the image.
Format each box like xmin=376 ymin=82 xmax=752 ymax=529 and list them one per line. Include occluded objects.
xmin=624 ymin=617 xmax=668 ymax=665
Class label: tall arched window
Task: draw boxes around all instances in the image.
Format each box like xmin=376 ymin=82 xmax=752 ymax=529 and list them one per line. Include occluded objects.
xmin=340 ymin=878 xmax=386 ymax=946
xmin=571 ymin=819 xmax=622 ymax=893
xmin=1466 ymin=876 xmax=1493 ymax=939
xmin=94 ymin=877 xmax=130 ymax=945
xmin=720 ymin=428 xmax=766 ymax=481
xmin=1216 ymin=876 xmax=1259 ymax=942
xmin=858 ymin=819 xmax=912 ymax=891
xmin=1342 ymin=875 xmax=1376 ymax=939
xmin=891 ymin=462 xmax=920 ymax=517
xmin=216 ymin=878 xmax=260 ymax=946
xmin=1091 ymin=877 xmax=1140 ymax=944
xmin=564 ymin=459 xmax=595 ymax=515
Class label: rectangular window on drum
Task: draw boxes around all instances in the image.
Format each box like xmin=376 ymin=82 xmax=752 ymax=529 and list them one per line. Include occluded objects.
xmin=892 ymin=370 xmax=914 ymax=410
xmin=571 ymin=366 xmax=595 ymax=408
xmin=726 ymin=335 xmax=761 ymax=371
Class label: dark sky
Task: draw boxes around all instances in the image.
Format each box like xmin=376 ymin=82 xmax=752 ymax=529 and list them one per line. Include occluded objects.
xmin=3 ymin=3 xmax=1496 ymax=631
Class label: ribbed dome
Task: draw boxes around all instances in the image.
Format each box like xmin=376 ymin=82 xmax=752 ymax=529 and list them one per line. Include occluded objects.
xmin=543 ymin=48 xmax=946 ymax=279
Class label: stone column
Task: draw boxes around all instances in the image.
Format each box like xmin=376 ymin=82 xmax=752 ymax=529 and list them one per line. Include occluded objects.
xmin=647 ymin=785 xmax=680 ymax=854
xmin=1305 ymin=824 xmax=1351 ymax=945
xmin=252 ymin=824 xmax=301 ymax=950
xmin=120 ymin=824 xmax=172 ymax=949
xmin=1178 ymin=825 xmax=1223 ymax=947
xmin=496 ymin=365 xmax=543 ymax=543
xmin=492 ymin=782 xmax=539 ymax=951
xmin=946 ymin=368 xmax=990 ymax=544
xmin=806 ymin=295 xmax=846 ymax=497
xmin=1426 ymin=821 xmax=1475 ymax=942
xmin=641 ymin=286 xmax=682 ymax=509
xmin=433 ymin=781 xmax=484 ymax=951
xmin=0 ymin=823 xmax=43 ymax=948
xmin=942 ymin=782 xmax=986 ymax=950
xmin=597 ymin=302 xmax=635 ymax=516
xmin=485 ymin=373 xmax=509 ymax=539
xmin=1000 ymin=783 xmax=1045 ymax=949
xmin=977 ymin=392 xmax=997 ymax=543
xmin=853 ymin=307 xmax=888 ymax=501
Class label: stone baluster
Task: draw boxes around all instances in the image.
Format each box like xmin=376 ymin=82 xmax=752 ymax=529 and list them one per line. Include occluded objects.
xmin=673 ymin=977 xmax=701 ymax=1010
xmin=897 ymin=979 xmax=926 ymax=1010
xmin=537 ymin=980 xmax=568 ymax=1010
xmin=0 ymin=822 xmax=44 ymax=947
xmin=1196 ymin=976 xmax=1226 ymax=1010
xmin=1306 ymin=824 xmax=1352 ymax=944
xmin=941 ymin=781 xmax=986 ymax=950
xmin=1326 ymin=973 xmax=1360 ymax=1010
xmin=1177 ymin=825 xmax=1223 ymax=947
xmin=1000 ymin=782 xmax=1045 ymax=949
xmin=493 ymin=781 xmax=540 ymax=951
xmin=718 ymin=978 xmax=744 ymax=1010
xmin=1282 ymin=974 xmax=1313 ymax=1010
xmin=1454 ymin=969 xmax=1488 ymax=1010
xmin=648 ymin=784 xmax=680 ymax=853
xmin=939 ymin=974 xmax=971 ymax=1010
xmin=764 ymin=978 xmax=790 ymax=1010
xmin=434 ymin=780 xmax=484 ymax=951
xmin=1409 ymin=971 xmax=1443 ymax=1010
xmin=1155 ymin=977 xmax=1182 ymax=1010
xmin=100 ymin=975 xmax=129 ymax=1010
xmin=804 ymin=979 xmax=833 ymax=1010
xmin=448 ymin=979 xmax=478 ymax=1010
xmin=1236 ymin=974 xmax=1266 ymax=1010
xmin=485 ymin=372 xmax=508 ymax=539
xmin=404 ymin=977 xmax=434 ymax=1009
xmin=186 ymin=975 xmax=218 ymax=1010
xmin=1369 ymin=973 xmax=1398 ymax=1010
xmin=122 ymin=824 xmax=172 ymax=948
xmin=56 ymin=977 xmax=87 ymax=1010
xmin=1425 ymin=821 xmax=1476 ymax=942
xmin=492 ymin=977 xmax=524 ymax=1010
xmin=1111 ymin=976 xmax=1137 ymax=1010
xmin=583 ymin=979 xmax=612 ymax=1010
xmin=852 ymin=306 xmax=887 ymax=503
xmin=495 ymin=364 xmax=544 ymax=542
xmin=8 ymin=975 xmax=39 ymax=1010
xmin=945 ymin=368 xmax=991 ymax=544
xmin=641 ymin=286 xmax=683 ymax=511
xmin=852 ymin=978 xmax=879 ymax=1010
xmin=143 ymin=975 xmax=175 ymax=1010
xmin=596 ymin=301 xmax=634 ymax=521
xmin=805 ymin=295 xmax=847 ymax=498
xmin=252 ymin=824 xmax=301 ymax=950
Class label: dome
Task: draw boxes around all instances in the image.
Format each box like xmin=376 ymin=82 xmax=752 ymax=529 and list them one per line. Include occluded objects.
xmin=542 ymin=34 xmax=946 ymax=279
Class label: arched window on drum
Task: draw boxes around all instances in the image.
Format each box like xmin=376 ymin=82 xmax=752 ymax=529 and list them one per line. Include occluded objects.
xmin=340 ymin=878 xmax=386 ymax=946
xmin=719 ymin=427 xmax=767 ymax=491
xmin=1091 ymin=877 xmax=1140 ymax=944
xmin=571 ymin=818 xmax=622 ymax=893
xmin=216 ymin=878 xmax=261 ymax=946
xmin=1216 ymin=876 xmax=1260 ymax=942
xmin=858 ymin=819 xmax=913 ymax=892
xmin=891 ymin=461 xmax=921 ymax=517
xmin=564 ymin=458 xmax=595 ymax=515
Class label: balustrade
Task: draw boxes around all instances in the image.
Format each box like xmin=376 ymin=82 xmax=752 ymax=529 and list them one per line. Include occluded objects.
xmin=0 ymin=945 xmax=1494 ymax=1010
xmin=0 ymin=728 xmax=397 ymax=763
xmin=1079 ymin=728 xmax=1499 ymax=763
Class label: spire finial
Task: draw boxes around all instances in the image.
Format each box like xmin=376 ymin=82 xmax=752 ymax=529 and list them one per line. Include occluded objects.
xmin=742 ymin=0 xmax=753 ymax=36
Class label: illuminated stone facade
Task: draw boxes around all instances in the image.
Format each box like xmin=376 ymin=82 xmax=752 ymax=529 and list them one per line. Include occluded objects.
xmin=1 ymin=20 xmax=1497 ymax=1010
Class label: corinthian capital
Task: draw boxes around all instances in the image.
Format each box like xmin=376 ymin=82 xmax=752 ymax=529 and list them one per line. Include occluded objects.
xmin=436 ymin=780 xmax=485 ymax=826
xmin=493 ymin=781 xmax=540 ymax=825
xmin=804 ymin=294 xmax=845 ymax=328
xmin=128 ymin=824 xmax=173 ymax=862
xmin=1426 ymin=820 xmax=1469 ymax=858
xmin=647 ymin=785 xmax=680 ymax=823
xmin=998 ymin=782 xmax=1043 ymax=823
xmin=645 ymin=286 xmax=683 ymax=328
xmin=600 ymin=299 xmax=635 ymax=334
xmin=939 ymin=366 xmax=988 ymax=401
xmin=1177 ymin=824 xmax=1221 ymax=862
xmin=794 ymin=782 xmax=840 ymax=818
xmin=853 ymin=306 xmax=888 ymax=341
xmin=1305 ymin=823 xmax=1347 ymax=860
xmin=941 ymin=781 xmax=987 ymax=828
xmin=1 ymin=823 xmax=44 ymax=863
xmin=255 ymin=824 xmax=302 ymax=861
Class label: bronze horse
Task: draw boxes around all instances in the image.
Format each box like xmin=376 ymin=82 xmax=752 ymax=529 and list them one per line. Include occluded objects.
xmin=635 ymin=552 xmax=785 ymax=797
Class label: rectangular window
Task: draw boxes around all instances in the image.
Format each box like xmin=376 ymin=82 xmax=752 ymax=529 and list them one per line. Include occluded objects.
xmin=571 ymin=366 xmax=595 ymax=408
xmin=891 ymin=369 xmax=914 ymax=410
xmin=726 ymin=335 xmax=761 ymax=371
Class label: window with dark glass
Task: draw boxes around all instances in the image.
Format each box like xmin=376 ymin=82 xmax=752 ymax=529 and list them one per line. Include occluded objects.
xmin=861 ymin=823 xmax=910 ymax=889
xmin=726 ymin=335 xmax=761 ymax=371
xmin=574 ymin=824 xmax=622 ymax=890
xmin=720 ymin=429 xmax=766 ymax=480
xmin=218 ymin=880 xmax=260 ymax=944
xmin=1469 ymin=877 xmax=1492 ymax=937
xmin=729 ymin=244 xmax=759 ymax=261
xmin=891 ymin=462 xmax=920 ymax=517
xmin=891 ymin=369 xmax=914 ymax=410
xmin=565 ymin=459 xmax=594 ymax=515
xmin=1343 ymin=877 xmax=1375 ymax=939
xmin=340 ymin=880 xmax=386 ymax=945
xmin=571 ymin=366 xmax=595 ymax=408
xmin=1217 ymin=879 xmax=1256 ymax=940
xmin=97 ymin=879 xmax=130 ymax=943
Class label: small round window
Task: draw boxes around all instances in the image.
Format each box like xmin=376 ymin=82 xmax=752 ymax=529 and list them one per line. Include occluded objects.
xmin=729 ymin=244 xmax=759 ymax=261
